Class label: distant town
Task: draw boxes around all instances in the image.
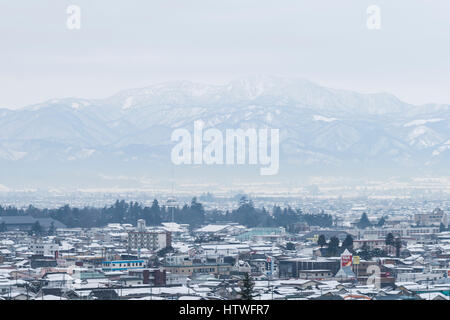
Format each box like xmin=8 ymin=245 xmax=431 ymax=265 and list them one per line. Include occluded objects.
xmin=0 ymin=195 xmax=449 ymax=300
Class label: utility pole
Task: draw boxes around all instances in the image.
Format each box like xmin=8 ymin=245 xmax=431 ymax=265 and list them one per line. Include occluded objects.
xmin=271 ymin=258 xmax=274 ymax=300
xmin=150 ymin=271 xmax=153 ymax=300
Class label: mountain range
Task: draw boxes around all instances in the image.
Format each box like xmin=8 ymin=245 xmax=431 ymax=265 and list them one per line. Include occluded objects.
xmin=1 ymin=75 xmax=449 ymax=189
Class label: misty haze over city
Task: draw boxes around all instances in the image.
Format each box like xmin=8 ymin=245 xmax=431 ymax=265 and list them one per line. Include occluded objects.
xmin=0 ymin=1 xmax=449 ymax=306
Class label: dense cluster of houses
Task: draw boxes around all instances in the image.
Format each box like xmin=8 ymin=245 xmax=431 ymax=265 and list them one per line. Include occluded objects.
xmin=0 ymin=208 xmax=449 ymax=300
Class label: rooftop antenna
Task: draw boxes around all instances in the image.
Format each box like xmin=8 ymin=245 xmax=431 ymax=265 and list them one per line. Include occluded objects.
xmin=167 ymin=198 xmax=177 ymax=223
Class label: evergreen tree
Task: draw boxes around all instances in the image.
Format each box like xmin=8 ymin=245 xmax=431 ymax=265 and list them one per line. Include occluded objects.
xmin=274 ymin=206 xmax=299 ymax=230
xmin=439 ymin=222 xmax=446 ymax=232
xmin=30 ymin=221 xmax=42 ymax=236
xmin=359 ymin=243 xmax=372 ymax=260
xmin=231 ymin=197 xmax=262 ymax=227
xmin=385 ymin=233 xmax=394 ymax=245
xmin=240 ymin=273 xmax=255 ymax=300
xmin=0 ymin=222 xmax=6 ymax=232
xmin=327 ymin=236 xmax=340 ymax=256
xmin=148 ymin=199 xmax=162 ymax=225
xmin=285 ymin=242 xmax=296 ymax=251
xmin=300 ymin=211 xmax=333 ymax=227
xmin=385 ymin=232 xmax=395 ymax=253
xmin=48 ymin=221 xmax=55 ymax=236
xmin=372 ymin=248 xmax=387 ymax=257
xmin=189 ymin=197 xmax=205 ymax=227
xmin=317 ymin=234 xmax=327 ymax=248
xmin=127 ymin=202 xmax=142 ymax=224
xmin=341 ymin=234 xmax=354 ymax=250
xmin=394 ymin=237 xmax=402 ymax=258
xmin=377 ymin=216 xmax=386 ymax=227
xmin=356 ymin=212 xmax=371 ymax=229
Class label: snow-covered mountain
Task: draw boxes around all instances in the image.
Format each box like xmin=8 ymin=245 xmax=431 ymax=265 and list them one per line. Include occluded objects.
xmin=1 ymin=75 xmax=449 ymax=188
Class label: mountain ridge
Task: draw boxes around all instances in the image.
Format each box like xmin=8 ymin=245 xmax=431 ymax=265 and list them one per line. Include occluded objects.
xmin=0 ymin=75 xmax=449 ymax=188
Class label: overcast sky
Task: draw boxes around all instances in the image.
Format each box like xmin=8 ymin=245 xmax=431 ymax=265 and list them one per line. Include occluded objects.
xmin=1 ymin=0 xmax=450 ymax=109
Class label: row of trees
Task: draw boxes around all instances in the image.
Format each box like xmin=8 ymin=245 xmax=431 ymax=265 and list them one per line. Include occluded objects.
xmin=317 ymin=234 xmax=354 ymax=257
xmin=0 ymin=200 xmax=201 ymax=229
xmin=49 ymin=198 xmax=207 ymax=228
xmin=357 ymin=233 xmax=402 ymax=260
xmin=355 ymin=212 xmax=386 ymax=229
xmin=385 ymin=233 xmax=402 ymax=258
xmin=222 ymin=197 xmax=333 ymax=229
xmin=316 ymin=232 xmax=403 ymax=258
xmin=0 ymin=197 xmax=333 ymax=229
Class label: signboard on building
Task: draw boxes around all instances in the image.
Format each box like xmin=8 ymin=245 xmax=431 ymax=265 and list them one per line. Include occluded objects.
xmin=341 ymin=250 xmax=353 ymax=267
xmin=335 ymin=249 xmax=356 ymax=279
xmin=353 ymin=256 xmax=360 ymax=265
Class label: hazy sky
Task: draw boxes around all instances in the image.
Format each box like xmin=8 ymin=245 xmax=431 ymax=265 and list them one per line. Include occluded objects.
xmin=1 ymin=0 xmax=450 ymax=109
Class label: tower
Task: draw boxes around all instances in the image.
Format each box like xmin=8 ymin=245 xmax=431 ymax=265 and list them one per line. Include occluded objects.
xmin=335 ymin=249 xmax=356 ymax=279
xmin=137 ymin=219 xmax=146 ymax=232
xmin=166 ymin=198 xmax=177 ymax=223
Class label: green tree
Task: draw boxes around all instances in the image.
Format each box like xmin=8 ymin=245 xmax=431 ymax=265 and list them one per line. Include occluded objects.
xmin=439 ymin=222 xmax=446 ymax=232
xmin=385 ymin=233 xmax=394 ymax=255
xmin=341 ymin=234 xmax=354 ymax=250
xmin=359 ymin=243 xmax=372 ymax=260
xmin=317 ymin=234 xmax=327 ymax=248
xmin=157 ymin=246 xmax=174 ymax=257
xmin=356 ymin=213 xmax=371 ymax=229
xmin=385 ymin=233 xmax=395 ymax=246
xmin=148 ymin=199 xmax=162 ymax=225
xmin=394 ymin=237 xmax=402 ymax=258
xmin=230 ymin=197 xmax=262 ymax=227
xmin=240 ymin=273 xmax=255 ymax=300
xmin=189 ymin=197 xmax=205 ymax=227
xmin=48 ymin=221 xmax=56 ymax=236
xmin=327 ymin=236 xmax=340 ymax=256
xmin=30 ymin=221 xmax=42 ymax=236
xmin=372 ymin=248 xmax=387 ymax=257
xmin=300 ymin=211 xmax=333 ymax=228
xmin=377 ymin=216 xmax=386 ymax=227
xmin=285 ymin=242 xmax=296 ymax=251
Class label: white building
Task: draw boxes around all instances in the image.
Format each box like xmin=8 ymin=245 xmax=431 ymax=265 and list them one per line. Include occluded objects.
xmin=415 ymin=208 xmax=448 ymax=228
xmin=360 ymin=226 xmax=440 ymax=240
xmin=128 ymin=220 xmax=172 ymax=251
xmin=29 ymin=239 xmax=59 ymax=257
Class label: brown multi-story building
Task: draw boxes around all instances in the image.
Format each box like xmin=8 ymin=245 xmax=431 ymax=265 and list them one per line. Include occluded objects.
xmin=162 ymin=263 xmax=232 ymax=276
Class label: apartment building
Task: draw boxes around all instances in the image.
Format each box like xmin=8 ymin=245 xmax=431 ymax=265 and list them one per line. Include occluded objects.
xmin=360 ymin=226 xmax=440 ymax=239
xmin=415 ymin=208 xmax=448 ymax=227
xmin=29 ymin=238 xmax=59 ymax=257
xmin=127 ymin=219 xmax=172 ymax=251
xmin=162 ymin=263 xmax=232 ymax=276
